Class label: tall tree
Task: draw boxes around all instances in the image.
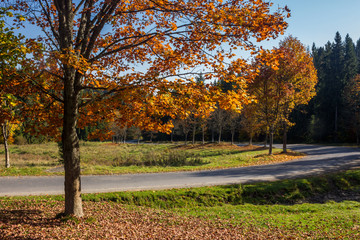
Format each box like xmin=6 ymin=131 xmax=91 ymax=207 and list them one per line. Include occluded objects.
xmin=276 ymin=36 xmax=317 ymax=152
xmin=329 ymin=32 xmax=345 ymax=141
xmin=13 ymin=0 xmax=289 ymax=216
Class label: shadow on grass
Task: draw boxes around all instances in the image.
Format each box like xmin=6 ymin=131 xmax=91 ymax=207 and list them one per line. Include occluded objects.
xmin=171 ymin=143 xmax=271 ymax=158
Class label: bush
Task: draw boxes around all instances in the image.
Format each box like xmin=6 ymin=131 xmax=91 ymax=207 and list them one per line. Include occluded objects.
xmin=112 ymin=150 xmax=208 ymax=167
xmin=13 ymin=135 xmax=28 ymax=145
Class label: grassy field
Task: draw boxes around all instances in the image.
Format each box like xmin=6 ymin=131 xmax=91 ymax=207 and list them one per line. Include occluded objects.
xmin=1 ymin=170 xmax=359 ymax=239
xmin=0 ymin=142 xmax=304 ymax=176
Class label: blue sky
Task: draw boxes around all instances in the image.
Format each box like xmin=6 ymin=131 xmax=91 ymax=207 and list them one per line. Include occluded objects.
xmin=18 ymin=1 xmax=359 ymax=49
xmin=266 ymin=0 xmax=360 ymax=48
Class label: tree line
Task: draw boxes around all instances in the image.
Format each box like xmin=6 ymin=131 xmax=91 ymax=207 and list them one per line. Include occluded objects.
xmin=288 ymin=32 xmax=360 ymax=144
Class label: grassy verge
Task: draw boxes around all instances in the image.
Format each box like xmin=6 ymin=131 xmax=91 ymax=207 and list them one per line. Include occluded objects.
xmin=1 ymin=170 xmax=359 ymax=239
xmin=0 ymin=142 xmax=304 ymax=176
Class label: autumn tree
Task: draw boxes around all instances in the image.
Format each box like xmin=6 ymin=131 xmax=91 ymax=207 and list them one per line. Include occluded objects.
xmin=240 ymin=102 xmax=262 ymax=145
xmin=12 ymin=0 xmax=289 ymax=216
xmin=276 ymin=36 xmax=317 ymax=152
xmin=251 ymin=36 xmax=317 ymax=154
xmin=0 ymin=7 xmax=27 ymax=168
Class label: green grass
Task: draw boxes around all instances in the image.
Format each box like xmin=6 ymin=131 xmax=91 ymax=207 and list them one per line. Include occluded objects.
xmin=174 ymin=201 xmax=360 ymax=238
xmin=0 ymin=142 xmax=299 ymax=176
xmin=83 ymin=169 xmax=360 ymax=238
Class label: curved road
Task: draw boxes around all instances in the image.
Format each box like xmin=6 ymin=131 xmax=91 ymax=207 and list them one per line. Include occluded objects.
xmin=1 ymin=144 xmax=360 ymax=197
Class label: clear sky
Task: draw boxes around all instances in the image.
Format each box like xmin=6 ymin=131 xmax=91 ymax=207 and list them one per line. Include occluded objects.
xmin=266 ymin=0 xmax=360 ymax=48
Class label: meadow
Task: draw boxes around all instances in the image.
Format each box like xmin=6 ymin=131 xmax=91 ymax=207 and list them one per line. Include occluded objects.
xmin=0 ymin=142 xmax=303 ymax=176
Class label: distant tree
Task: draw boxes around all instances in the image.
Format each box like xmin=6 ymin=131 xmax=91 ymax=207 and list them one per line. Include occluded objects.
xmin=343 ymin=75 xmax=360 ymax=145
xmin=276 ymin=36 xmax=317 ymax=152
xmin=212 ymin=103 xmax=227 ymax=144
xmin=311 ymin=33 xmax=359 ymax=142
xmin=0 ymin=8 xmax=27 ymax=168
xmin=240 ymin=102 xmax=262 ymax=145
xmin=251 ymin=36 xmax=317 ymax=154
xmin=356 ymin=39 xmax=360 ymax=73
xmin=227 ymin=111 xmax=240 ymax=145
xmin=329 ymin=32 xmax=345 ymax=141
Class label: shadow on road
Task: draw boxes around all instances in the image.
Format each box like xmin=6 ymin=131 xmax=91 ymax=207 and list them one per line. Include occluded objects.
xmin=190 ymin=151 xmax=360 ymax=183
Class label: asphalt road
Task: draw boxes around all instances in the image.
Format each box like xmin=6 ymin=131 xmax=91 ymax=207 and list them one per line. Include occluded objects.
xmin=1 ymin=144 xmax=360 ymax=197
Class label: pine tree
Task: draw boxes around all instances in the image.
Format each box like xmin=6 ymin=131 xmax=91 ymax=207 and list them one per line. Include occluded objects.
xmin=343 ymin=35 xmax=358 ymax=85
xmin=356 ymin=39 xmax=360 ymax=73
xmin=342 ymin=35 xmax=359 ymax=141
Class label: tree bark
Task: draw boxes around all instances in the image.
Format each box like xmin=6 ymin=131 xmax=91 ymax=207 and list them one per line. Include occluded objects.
xmin=264 ymin=133 xmax=268 ymax=148
xmin=211 ymin=126 xmax=214 ymax=143
xmin=63 ymin=85 xmax=83 ymax=217
xmin=269 ymin=127 xmax=274 ymax=155
xmin=2 ymin=122 xmax=10 ymax=168
xmin=192 ymin=124 xmax=196 ymax=144
xmin=218 ymin=126 xmax=222 ymax=144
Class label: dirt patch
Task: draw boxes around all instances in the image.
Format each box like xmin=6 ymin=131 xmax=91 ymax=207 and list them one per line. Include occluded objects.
xmin=45 ymin=166 xmax=64 ymax=173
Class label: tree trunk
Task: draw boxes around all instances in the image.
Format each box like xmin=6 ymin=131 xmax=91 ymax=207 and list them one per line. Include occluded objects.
xmin=202 ymin=125 xmax=205 ymax=144
xmin=123 ymin=131 xmax=127 ymax=144
xmin=283 ymin=123 xmax=287 ymax=153
xmin=269 ymin=131 xmax=274 ymax=155
xmin=56 ymin=0 xmax=84 ymax=217
xmin=249 ymin=134 xmax=253 ymax=146
xmin=184 ymin=133 xmax=188 ymax=145
xmin=264 ymin=133 xmax=268 ymax=147
xmin=334 ymin=104 xmax=338 ymax=142
xmin=2 ymin=122 xmax=10 ymax=168
xmin=192 ymin=125 xmax=196 ymax=144
xmin=231 ymin=131 xmax=234 ymax=145
xmin=218 ymin=127 xmax=222 ymax=144
xmin=211 ymin=126 xmax=215 ymax=143
xmin=63 ymin=69 xmax=83 ymax=217
xmin=63 ymin=102 xmax=83 ymax=217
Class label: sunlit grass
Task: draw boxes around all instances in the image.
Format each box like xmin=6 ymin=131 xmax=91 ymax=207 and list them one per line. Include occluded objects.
xmin=0 ymin=142 xmax=303 ymax=176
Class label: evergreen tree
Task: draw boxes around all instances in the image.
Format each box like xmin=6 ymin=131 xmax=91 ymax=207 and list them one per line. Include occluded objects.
xmin=355 ymin=39 xmax=360 ymax=73
xmin=343 ymin=35 xmax=358 ymax=85
xmin=312 ymin=32 xmax=345 ymax=142
xmin=312 ymin=41 xmax=333 ymax=141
